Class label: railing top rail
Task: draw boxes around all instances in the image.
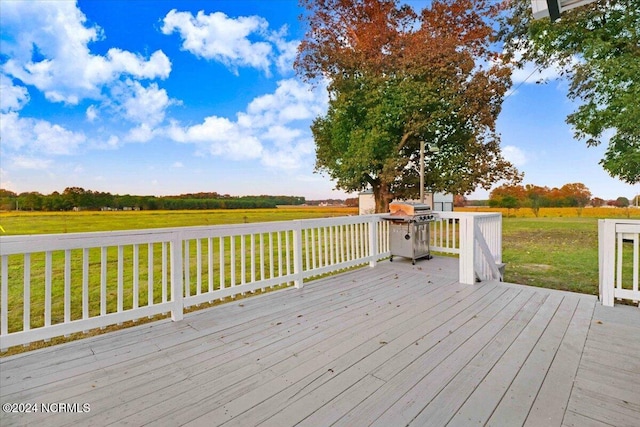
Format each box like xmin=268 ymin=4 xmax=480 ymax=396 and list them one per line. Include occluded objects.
xmin=0 ymin=215 xmax=383 ymax=255
xmin=599 ymin=218 xmax=640 ymax=225
xmin=0 ymin=211 xmax=498 ymax=256
xmin=434 ymin=211 xmax=502 ymax=219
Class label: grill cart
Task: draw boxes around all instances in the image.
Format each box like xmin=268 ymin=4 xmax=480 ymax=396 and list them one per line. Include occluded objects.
xmin=382 ymin=202 xmax=437 ymax=265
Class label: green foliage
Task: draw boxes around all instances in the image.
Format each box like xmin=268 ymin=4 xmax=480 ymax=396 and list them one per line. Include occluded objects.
xmin=501 ymin=0 xmax=640 ymax=183
xmin=298 ymin=0 xmax=521 ymax=212
xmin=0 ymin=188 xmax=306 ymax=212
xmin=616 ymin=196 xmax=630 ymax=207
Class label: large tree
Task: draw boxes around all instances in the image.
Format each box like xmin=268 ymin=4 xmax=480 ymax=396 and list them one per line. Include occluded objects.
xmin=296 ymin=0 xmax=521 ymax=212
xmin=500 ymin=0 xmax=640 ymax=184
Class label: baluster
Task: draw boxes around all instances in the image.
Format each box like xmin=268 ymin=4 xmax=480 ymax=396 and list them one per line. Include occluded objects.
xmin=45 ymin=252 xmax=52 ymax=328
xmin=230 ymin=235 xmax=236 ymax=295
xmin=260 ymin=233 xmax=265 ymax=291
xmin=250 ymin=234 xmax=256 ymax=285
xmin=83 ymin=248 xmax=90 ymax=319
xmin=148 ymin=243 xmax=154 ymax=307
xmin=184 ymin=240 xmax=191 ymax=298
xmin=101 ymin=247 xmax=107 ymax=316
xmin=117 ymin=246 xmax=123 ymax=315
xmin=162 ymin=242 xmax=168 ymax=303
xmin=277 ymin=231 xmax=283 ymax=278
xmin=196 ymin=239 xmax=202 ymax=296
xmin=219 ymin=236 xmax=226 ymax=299
xmin=285 ymin=230 xmax=291 ymax=282
xmin=208 ymin=237 xmax=214 ymax=293
xmin=1 ymin=255 xmax=8 ymax=337
xmin=269 ymin=232 xmax=274 ymax=285
xmin=24 ymin=253 xmax=31 ymax=332
xmin=64 ymin=250 xmax=71 ymax=324
xmin=311 ymin=227 xmax=317 ymax=270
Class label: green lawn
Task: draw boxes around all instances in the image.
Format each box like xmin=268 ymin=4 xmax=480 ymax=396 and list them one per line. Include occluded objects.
xmin=0 ymin=207 xmax=358 ymax=235
xmin=501 ymin=217 xmax=601 ymax=295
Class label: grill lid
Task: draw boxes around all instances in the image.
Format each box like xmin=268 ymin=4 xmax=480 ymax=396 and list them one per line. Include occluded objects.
xmin=388 ymin=201 xmax=431 ymax=217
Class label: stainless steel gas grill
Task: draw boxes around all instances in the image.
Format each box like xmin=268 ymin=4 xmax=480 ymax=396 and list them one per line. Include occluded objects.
xmin=382 ymin=202 xmax=437 ymax=265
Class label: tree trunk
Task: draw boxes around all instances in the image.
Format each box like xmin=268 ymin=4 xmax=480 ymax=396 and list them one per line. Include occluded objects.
xmin=373 ymin=181 xmax=394 ymax=213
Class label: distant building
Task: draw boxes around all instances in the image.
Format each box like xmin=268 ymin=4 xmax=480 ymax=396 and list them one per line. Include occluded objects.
xmin=358 ymin=189 xmax=376 ymax=215
xmin=358 ymin=190 xmax=454 ymax=214
xmin=426 ymin=192 xmax=454 ymax=212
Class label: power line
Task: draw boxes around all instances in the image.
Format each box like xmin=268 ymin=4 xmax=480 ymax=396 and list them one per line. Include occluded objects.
xmin=504 ymin=64 xmax=544 ymax=101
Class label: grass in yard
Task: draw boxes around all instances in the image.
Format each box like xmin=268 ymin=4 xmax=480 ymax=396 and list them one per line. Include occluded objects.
xmin=500 ymin=217 xmax=600 ymax=294
xmin=0 ymin=207 xmax=358 ymax=235
xmin=460 ymin=207 xmax=640 ymax=295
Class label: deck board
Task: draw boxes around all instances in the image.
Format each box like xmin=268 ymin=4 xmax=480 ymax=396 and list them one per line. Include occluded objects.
xmin=1 ymin=257 xmax=639 ymax=427
xmin=564 ymin=303 xmax=640 ymax=427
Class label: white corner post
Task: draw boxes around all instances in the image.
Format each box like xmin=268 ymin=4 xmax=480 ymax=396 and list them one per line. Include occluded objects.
xmin=459 ymin=215 xmax=476 ymax=285
xmin=170 ymin=233 xmax=184 ymax=321
xmin=369 ymin=216 xmax=378 ymax=267
xmin=599 ymin=219 xmax=615 ymax=307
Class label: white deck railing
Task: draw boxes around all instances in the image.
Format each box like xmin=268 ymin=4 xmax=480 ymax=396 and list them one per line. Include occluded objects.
xmin=0 ymin=212 xmax=501 ymax=350
xmin=599 ymin=219 xmax=640 ymax=306
xmin=431 ymin=212 xmax=503 ymax=284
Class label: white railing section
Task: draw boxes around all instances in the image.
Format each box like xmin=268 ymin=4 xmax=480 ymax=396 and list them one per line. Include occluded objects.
xmin=431 ymin=212 xmax=503 ymax=284
xmin=599 ymin=219 xmax=640 ymax=307
xmin=0 ymin=215 xmax=390 ymax=349
xmin=0 ymin=212 xmax=503 ymax=349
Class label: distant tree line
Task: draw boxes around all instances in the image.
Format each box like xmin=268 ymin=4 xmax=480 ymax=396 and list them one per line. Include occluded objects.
xmin=0 ymin=188 xmax=306 ymax=211
xmin=483 ymin=183 xmax=636 ymax=216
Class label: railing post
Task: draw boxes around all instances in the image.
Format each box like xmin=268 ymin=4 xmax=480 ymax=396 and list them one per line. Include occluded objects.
xmin=599 ymin=219 xmax=615 ymax=307
xmin=170 ymin=232 xmax=184 ymax=321
xmin=369 ymin=216 xmax=378 ymax=267
xmin=459 ymin=215 xmax=476 ymax=285
xmin=293 ymin=221 xmax=304 ymax=289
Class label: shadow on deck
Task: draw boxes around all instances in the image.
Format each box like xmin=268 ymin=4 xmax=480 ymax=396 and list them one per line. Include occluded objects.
xmin=1 ymin=256 xmax=639 ymax=426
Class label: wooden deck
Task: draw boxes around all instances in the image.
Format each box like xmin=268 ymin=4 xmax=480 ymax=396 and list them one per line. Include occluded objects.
xmin=1 ymin=257 xmax=639 ymax=426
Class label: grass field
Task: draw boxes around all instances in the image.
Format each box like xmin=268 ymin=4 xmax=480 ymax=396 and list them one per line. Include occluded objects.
xmin=459 ymin=207 xmax=640 ymax=295
xmin=0 ymin=206 xmax=359 ymax=236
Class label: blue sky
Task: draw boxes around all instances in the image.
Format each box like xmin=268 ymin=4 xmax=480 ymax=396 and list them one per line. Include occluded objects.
xmin=1 ymin=0 xmax=637 ymax=201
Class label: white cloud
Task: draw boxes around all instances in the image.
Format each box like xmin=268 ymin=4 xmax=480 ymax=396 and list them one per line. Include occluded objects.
xmin=8 ymin=155 xmax=53 ymax=170
xmin=267 ymin=26 xmax=300 ymax=74
xmin=89 ymin=135 xmax=121 ymax=150
xmin=163 ymin=79 xmax=325 ymax=168
xmin=161 ymin=9 xmax=297 ymax=76
xmin=86 ymin=105 xmax=99 ymax=122
xmin=0 ymin=1 xmax=171 ymax=105
xmin=242 ymin=79 xmax=326 ymax=127
xmin=1 ymin=112 xmax=86 ymax=155
xmin=162 ymin=9 xmax=272 ymax=74
xmin=502 ymin=145 xmax=528 ymax=167
xmin=0 ymin=168 xmax=16 ymax=192
xmin=167 ymin=116 xmax=263 ymax=160
xmin=114 ymin=80 xmax=172 ymax=127
xmin=261 ymin=137 xmax=315 ymax=170
xmin=0 ymin=74 xmax=30 ymax=112
xmin=126 ymin=124 xmax=156 ymax=143
xmin=165 ymin=78 xmax=326 ymax=168
xmin=262 ymin=125 xmax=301 ymax=143
xmin=172 ymin=162 xmax=184 ymax=168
